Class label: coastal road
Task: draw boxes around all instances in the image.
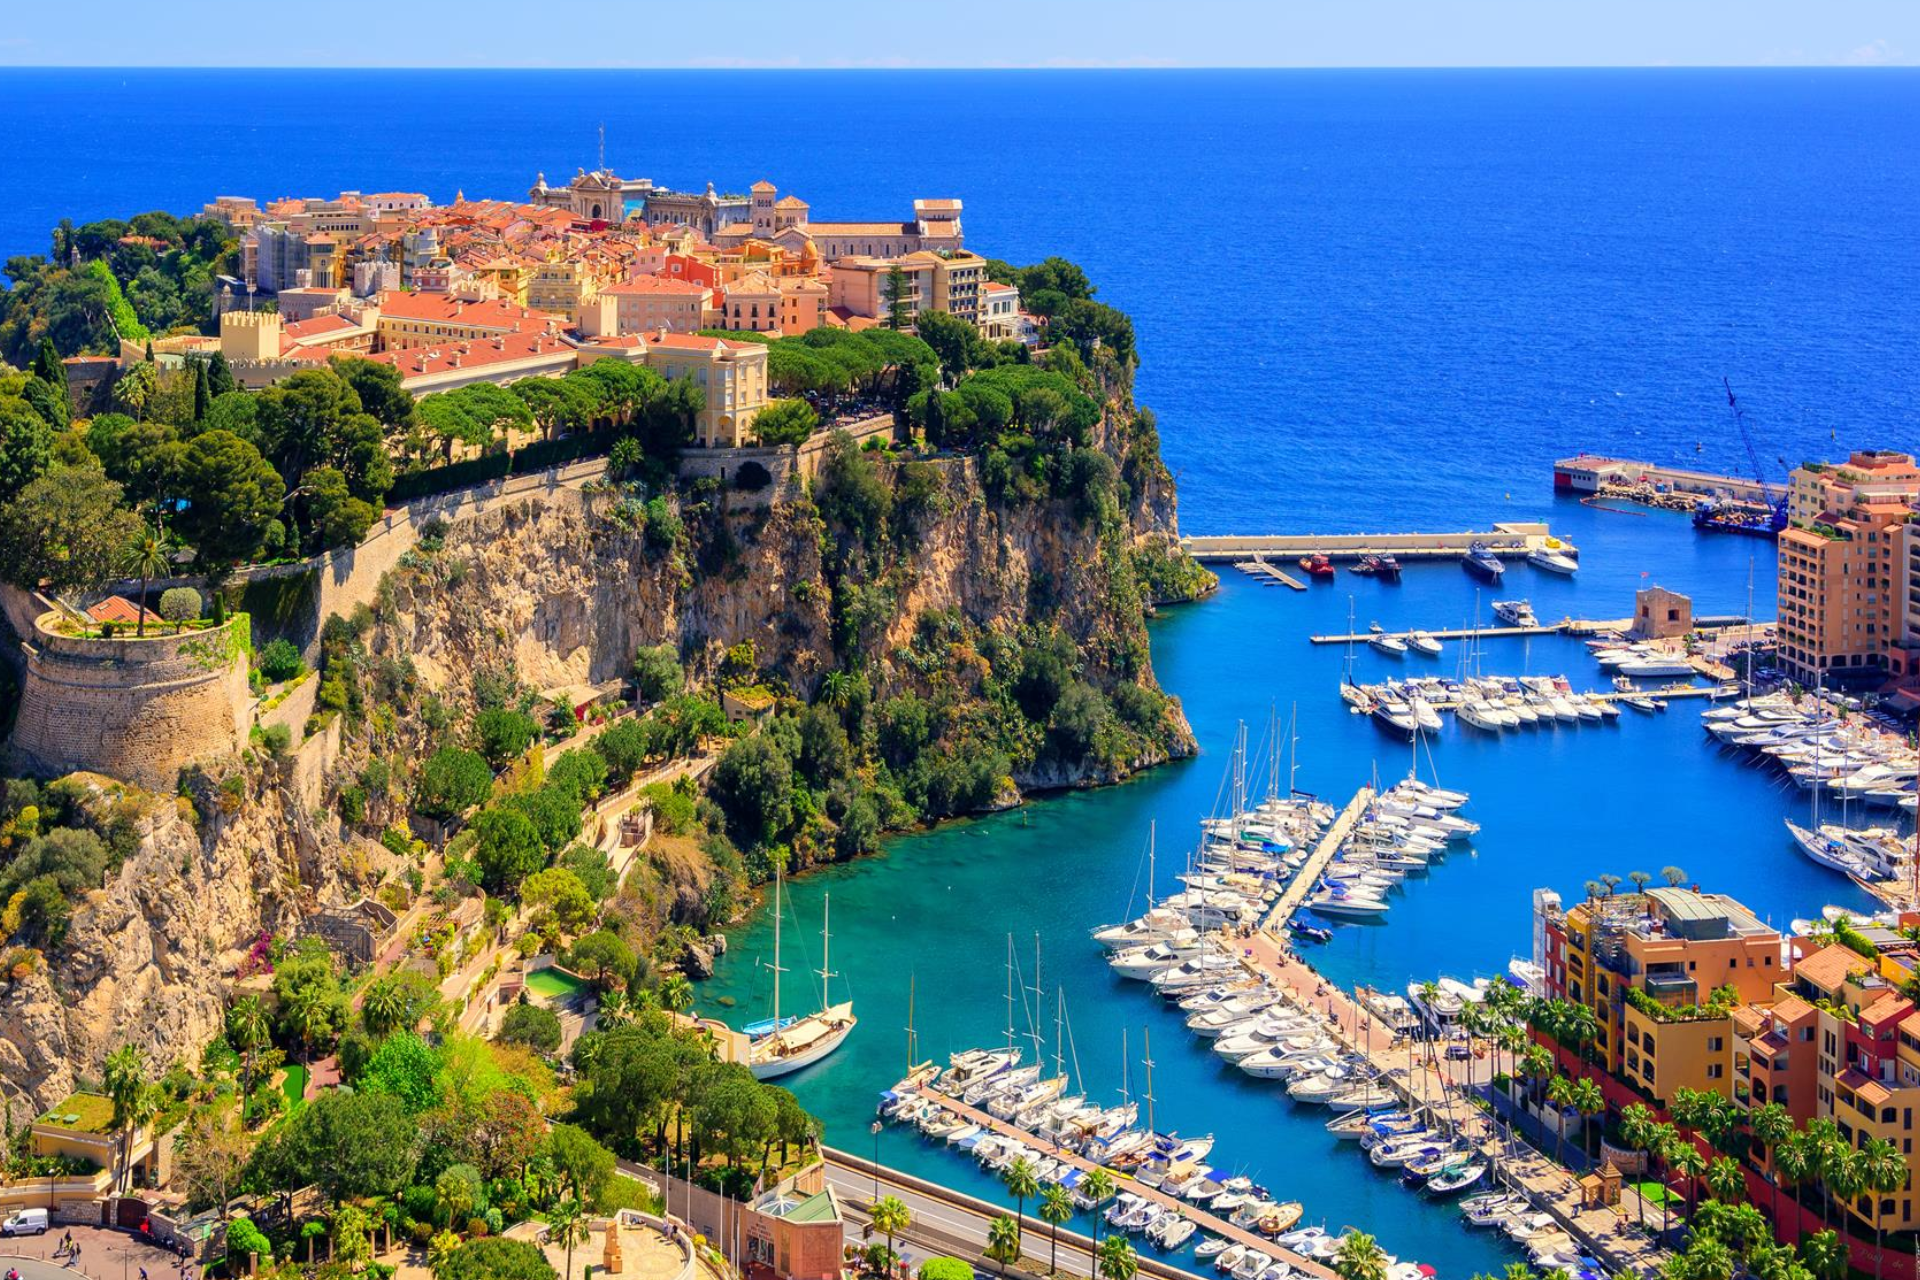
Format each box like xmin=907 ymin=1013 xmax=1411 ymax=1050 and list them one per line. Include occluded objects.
xmin=823 ymin=1148 xmax=1197 ymax=1280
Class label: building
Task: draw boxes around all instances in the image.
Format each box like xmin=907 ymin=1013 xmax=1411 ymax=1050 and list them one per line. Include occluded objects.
xmin=1630 ymin=585 xmax=1693 ymax=641
xmin=828 ymin=256 xmax=931 ymax=325
xmin=1538 ymin=886 xmax=1783 ymax=1105
xmin=980 ymin=279 xmax=1021 ymax=341
xmin=602 ymin=275 xmax=714 ymax=335
xmin=1775 ymin=452 xmax=1920 ymax=686
xmin=719 ymin=271 xmax=782 ymax=334
xmin=527 ymin=168 xmax=650 ymax=222
xmin=641 ymin=332 xmax=770 ymax=448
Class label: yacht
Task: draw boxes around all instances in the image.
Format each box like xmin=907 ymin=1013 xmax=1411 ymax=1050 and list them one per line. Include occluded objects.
xmin=1369 ymin=631 xmax=1409 ymax=656
xmin=748 ymin=880 xmax=856 ymax=1080
xmin=1615 ymin=655 xmax=1695 ymax=677
xmin=1491 ymin=599 xmax=1538 ymax=628
xmin=1408 ymin=631 xmax=1443 ymax=657
xmin=1526 ymin=546 xmax=1579 ymax=575
xmin=1463 ymin=542 xmax=1504 ymax=582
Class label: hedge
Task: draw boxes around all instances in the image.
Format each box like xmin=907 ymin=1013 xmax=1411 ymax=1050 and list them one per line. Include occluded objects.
xmin=385 ymin=430 xmax=613 ymax=504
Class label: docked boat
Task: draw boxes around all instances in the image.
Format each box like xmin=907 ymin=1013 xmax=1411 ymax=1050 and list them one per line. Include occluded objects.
xmin=1369 ymin=631 xmax=1409 ymax=656
xmin=1615 ymin=656 xmax=1695 ymax=678
xmin=1426 ymin=1162 xmax=1487 ymax=1196
xmin=1297 ymin=554 xmax=1336 ymax=580
xmin=1353 ymin=553 xmax=1402 ymax=580
xmin=1526 ymin=545 xmax=1579 ymax=575
xmin=1463 ymin=542 xmax=1505 ymax=582
xmin=1407 ymin=631 xmax=1443 ymax=657
xmin=749 ymin=878 xmax=856 ymax=1079
xmin=1490 ymin=599 xmax=1538 ymax=628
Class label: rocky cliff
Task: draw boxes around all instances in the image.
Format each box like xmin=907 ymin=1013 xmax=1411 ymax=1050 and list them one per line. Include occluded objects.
xmin=0 ymin=770 xmax=385 ymax=1114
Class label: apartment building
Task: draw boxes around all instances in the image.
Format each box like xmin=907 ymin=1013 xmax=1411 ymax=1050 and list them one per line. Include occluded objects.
xmin=1775 ymin=452 xmax=1920 ymax=686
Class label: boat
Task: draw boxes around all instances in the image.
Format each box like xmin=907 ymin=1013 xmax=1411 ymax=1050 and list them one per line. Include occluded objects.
xmin=1157 ymin=1218 xmax=1197 ymax=1250
xmin=748 ymin=877 xmax=856 ymax=1079
xmin=1615 ymin=656 xmax=1695 ymax=678
xmin=1622 ymin=695 xmax=1658 ymax=713
xmin=1353 ymin=553 xmax=1402 ymax=581
xmin=1463 ymin=542 xmax=1504 ymax=582
xmin=1491 ymin=599 xmax=1538 ymax=628
xmin=1369 ymin=632 xmax=1409 ymax=656
xmin=1407 ymin=631 xmax=1442 ymax=657
xmin=1297 ymin=554 xmax=1336 ymax=580
xmin=1195 ymin=1237 xmax=1233 ymax=1261
xmin=1526 ymin=546 xmax=1579 ymax=575
xmin=1426 ymin=1162 xmax=1488 ymax=1195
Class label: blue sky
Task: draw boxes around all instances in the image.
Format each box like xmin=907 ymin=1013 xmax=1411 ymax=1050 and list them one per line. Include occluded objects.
xmin=3 ymin=0 xmax=1915 ymax=67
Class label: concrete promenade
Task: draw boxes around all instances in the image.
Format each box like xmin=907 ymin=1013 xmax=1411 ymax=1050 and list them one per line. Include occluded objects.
xmin=1259 ymin=787 xmax=1373 ymax=931
xmin=1234 ymin=931 xmax=1674 ymax=1280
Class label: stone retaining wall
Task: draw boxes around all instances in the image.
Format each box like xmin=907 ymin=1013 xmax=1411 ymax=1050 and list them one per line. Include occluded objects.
xmin=9 ymin=614 xmax=252 ymax=789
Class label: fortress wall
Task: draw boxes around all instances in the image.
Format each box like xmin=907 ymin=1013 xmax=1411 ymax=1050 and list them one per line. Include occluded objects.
xmin=10 ymin=615 xmax=252 ymax=789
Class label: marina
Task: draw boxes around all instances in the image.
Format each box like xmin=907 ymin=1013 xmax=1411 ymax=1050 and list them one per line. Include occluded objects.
xmin=706 ymin=498 xmax=1894 ymax=1280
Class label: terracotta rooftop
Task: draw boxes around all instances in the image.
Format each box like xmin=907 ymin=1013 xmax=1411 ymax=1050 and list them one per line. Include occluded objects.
xmin=375 ymin=291 xmax=560 ymax=331
xmin=604 ymin=276 xmax=710 ymax=296
xmin=1795 ymin=942 xmax=1874 ymax=993
xmin=87 ymin=596 xmax=161 ymax=627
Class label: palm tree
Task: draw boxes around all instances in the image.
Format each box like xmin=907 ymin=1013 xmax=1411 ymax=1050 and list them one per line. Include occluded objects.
xmin=1096 ymin=1235 xmax=1137 ymax=1280
xmin=870 ymin=1196 xmax=911 ymax=1275
xmin=1774 ymin=1129 xmax=1816 ymax=1233
xmin=1705 ymin=1155 xmax=1744 ymax=1205
xmin=1546 ymin=1076 xmax=1574 ymax=1166
xmin=1799 ymin=1228 xmax=1849 ymax=1280
xmin=1570 ymin=1077 xmax=1605 ymax=1160
xmin=227 ymin=996 xmax=271 ymax=1111
xmin=1860 ymin=1136 xmax=1906 ymax=1280
xmin=659 ymin=974 xmax=694 ymax=1014
xmin=1039 ymin=1184 xmax=1073 ymax=1277
xmin=985 ymin=1214 xmax=1022 ymax=1277
xmin=1808 ymin=1118 xmax=1849 ymax=1227
xmin=1082 ymin=1168 xmax=1116 ymax=1246
xmin=103 ymin=1044 xmax=158 ymax=1193
xmin=1561 ymin=1002 xmax=1600 ymax=1076
xmin=122 ymin=522 xmax=171 ymax=638
xmin=821 ymin=670 xmax=854 ymax=712
xmin=1520 ymin=1042 xmax=1553 ymax=1107
xmin=544 ymin=1199 xmax=590 ymax=1279
xmin=1332 ymin=1231 xmax=1389 ymax=1280
xmin=1670 ymin=1141 xmax=1709 ymax=1221
xmin=1822 ymin=1147 xmax=1865 ymax=1254
xmin=1003 ymin=1157 xmax=1040 ymax=1251
xmin=1618 ymin=1103 xmax=1657 ymax=1230
xmin=1748 ymin=1101 xmax=1794 ymax=1226
xmin=1682 ymin=1237 xmax=1738 ymax=1280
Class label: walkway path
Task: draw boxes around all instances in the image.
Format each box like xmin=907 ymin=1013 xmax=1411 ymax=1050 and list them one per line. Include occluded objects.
xmin=1237 ymin=932 xmax=1673 ymax=1280
xmin=1260 ymin=788 xmax=1372 ymax=930
xmin=893 ymin=1083 xmax=1336 ymax=1279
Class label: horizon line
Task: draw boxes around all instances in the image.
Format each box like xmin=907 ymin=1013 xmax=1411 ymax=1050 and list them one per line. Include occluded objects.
xmin=2 ymin=62 xmax=1916 ymax=72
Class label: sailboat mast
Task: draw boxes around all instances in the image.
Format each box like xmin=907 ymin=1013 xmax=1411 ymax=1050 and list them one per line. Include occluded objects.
xmin=1053 ymin=990 xmax=1065 ymax=1081
xmin=906 ymin=972 xmax=917 ymax=1075
xmin=816 ymin=893 xmax=833 ymax=1014
xmin=1003 ymin=934 xmax=1015 ymax=1057
xmin=1121 ymin=1027 xmax=1131 ymax=1104
xmin=1027 ymin=933 xmax=1045 ymax=1068
xmin=1143 ymin=1026 xmax=1156 ymax=1136
xmin=770 ymin=865 xmax=784 ymax=1029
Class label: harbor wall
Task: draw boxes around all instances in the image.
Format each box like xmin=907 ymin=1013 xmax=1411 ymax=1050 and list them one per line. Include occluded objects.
xmin=1183 ymin=521 xmax=1559 ymax=562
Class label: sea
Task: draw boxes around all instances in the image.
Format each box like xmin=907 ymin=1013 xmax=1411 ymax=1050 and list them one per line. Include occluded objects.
xmin=8 ymin=66 xmax=1920 ymax=1277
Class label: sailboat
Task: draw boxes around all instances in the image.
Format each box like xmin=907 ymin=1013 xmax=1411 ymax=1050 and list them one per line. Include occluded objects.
xmin=749 ymin=874 xmax=857 ymax=1079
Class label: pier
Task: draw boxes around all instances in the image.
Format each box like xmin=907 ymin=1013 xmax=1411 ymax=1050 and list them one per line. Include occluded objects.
xmin=892 ymin=1080 xmax=1338 ymax=1279
xmin=1261 ymin=787 xmax=1373 ymax=931
xmin=1309 ymin=614 xmax=1753 ymax=645
xmin=1182 ymin=522 xmax=1571 ymax=564
xmin=1233 ymin=559 xmax=1307 ymax=590
xmin=1229 ymin=939 xmax=1673 ymax=1280
xmin=1554 ymin=454 xmax=1768 ymax=504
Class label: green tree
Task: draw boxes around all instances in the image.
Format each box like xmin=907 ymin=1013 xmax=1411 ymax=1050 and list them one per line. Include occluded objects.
xmin=1619 ymin=1103 xmax=1658 ymax=1230
xmin=1038 ymin=1183 xmax=1073 ymax=1277
xmin=1096 ymin=1234 xmax=1137 ymax=1280
xmin=522 ymin=867 xmax=595 ymax=938
xmin=1705 ymin=1154 xmax=1744 ymax=1205
xmin=985 ymin=1215 xmax=1021 ymax=1278
xmin=1749 ymin=1101 xmax=1794 ymax=1227
xmin=104 ymin=1043 xmax=160 ymax=1193
xmin=360 ymin=970 xmax=439 ymax=1039
xmin=475 ymin=708 xmax=540 ymax=767
xmin=751 ymin=398 xmax=818 ymax=447
xmin=659 ymin=973 xmax=694 ymax=1014
xmin=176 ymin=429 xmax=285 ymax=566
xmin=871 ymin=1195 xmax=911 ymax=1275
xmin=545 ymin=1123 xmax=615 ymax=1206
xmin=711 ymin=735 xmax=793 ymax=848
xmin=416 ymin=747 xmax=494 ymax=819
xmin=1860 ymin=1135 xmax=1906 ymax=1280
xmin=120 ymin=521 xmax=171 ymax=637
xmin=0 ymin=465 xmax=144 ymax=598
xmin=1799 ymin=1230 xmax=1849 ymax=1280
xmin=1333 ymin=1232 xmax=1389 ymax=1280
xmin=882 ymin=266 xmax=913 ymax=330
xmin=1570 ymin=1076 xmax=1605 ymax=1159
xmin=358 ymin=1031 xmax=442 ymax=1114
xmin=548 ymin=1197 xmax=591 ymax=1280
xmin=498 ymin=1002 xmax=564 ymax=1053
xmin=248 ymin=1088 xmax=418 ymax=1204
xmin=434 ymin=1238 xmax=557 ymax=1280
xmin=1081 ymin=1167 xmax=1116 ymax=1245
xmin=0 ymin=398 xmax=54 ymax=504
xmin=1002 ymin=1156 xmax=1039 ymax=1251
xmin=472 ymin=806 xmax=545 ymax=896
xmin=227 ymin=995 xmax=272 ymax=1111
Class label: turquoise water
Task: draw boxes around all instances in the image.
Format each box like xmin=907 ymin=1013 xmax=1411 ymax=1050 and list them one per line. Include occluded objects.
xmin=702 ymin=500 xmax=1883 ymax=1277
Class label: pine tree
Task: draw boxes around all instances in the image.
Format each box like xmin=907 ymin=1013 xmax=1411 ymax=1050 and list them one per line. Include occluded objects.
xmin=192 ymin=358 xmax=211 ymax=422
xmin=207 ymin=351 xmax=237 ymax=397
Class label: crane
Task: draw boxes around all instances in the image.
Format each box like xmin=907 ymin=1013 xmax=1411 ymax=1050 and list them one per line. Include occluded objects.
xmin=1692 ymin=378 xmax=1789 ymax=537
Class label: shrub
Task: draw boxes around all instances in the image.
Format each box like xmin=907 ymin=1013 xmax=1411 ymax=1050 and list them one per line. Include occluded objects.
xmin=433 ymin=1237 xmax=555 ymax=1280
xmin=632 ymin=644 xmax=683 ymax=704
xmin=259 ymin=723 xmax=293 ymax=756
xmin=592 ymin=719 xmax=648 ymax=783
xmin=919 ymin=1261 xmax=973 ymax=1280
xmin=225 ymin=1216 xmax=270 ymax=1264
xmin=474 ymin=708 xmax=539 ymax=767
xmin=258 ymin=637 xmax=304 ymax=683
xmin=158 ymin=587 xmax=203 ymax=623
xmin=415 ymin=747 xmax=493 ymax=819
xmin=497 ymin=1001 xmax=563 ymax=1053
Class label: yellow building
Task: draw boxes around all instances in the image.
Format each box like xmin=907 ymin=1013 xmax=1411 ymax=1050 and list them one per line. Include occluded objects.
xmin=642 ymin=332 xmax=770 ymax=448
xmin=527 ymin=258 xmax=604 ymax=325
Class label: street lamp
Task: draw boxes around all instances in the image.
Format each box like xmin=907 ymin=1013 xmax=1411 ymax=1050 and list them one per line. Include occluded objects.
xmin=869 ymin=1121 xmax=882 ymax=1206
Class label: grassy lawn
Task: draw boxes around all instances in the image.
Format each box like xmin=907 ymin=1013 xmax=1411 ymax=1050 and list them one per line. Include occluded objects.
xmin=1633 ymin=1181 xmax=1679 ymax=1205
xmin=280 ymin=1063 xmax=309 ymax=1113
xmin=526 ymin=968 xmax=589 ymax=1002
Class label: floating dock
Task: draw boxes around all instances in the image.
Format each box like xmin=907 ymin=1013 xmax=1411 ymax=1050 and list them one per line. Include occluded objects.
xmin=1262 ymin=787 xmax=1372 ymax=931
xmin=1182 ymin=521 xmax=1572 ymax=564
xmin=1233 ymin=559 xmax=1306 ymax=590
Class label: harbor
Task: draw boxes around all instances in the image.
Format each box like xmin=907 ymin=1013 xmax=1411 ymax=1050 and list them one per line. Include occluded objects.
xmin=703 ymin=498 xmax=1895 ymax=1280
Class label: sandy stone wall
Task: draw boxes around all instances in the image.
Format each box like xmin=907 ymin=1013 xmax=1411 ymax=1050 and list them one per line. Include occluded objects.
xmin=9 ymin=614 xmax=252 ymax=789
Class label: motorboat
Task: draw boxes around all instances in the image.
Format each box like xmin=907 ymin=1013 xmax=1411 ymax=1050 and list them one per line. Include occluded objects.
xmin=1407 ymin=630 xmax=1443 ymax=656
xmin=1491 ymin=599 xmax=1538 ymax=628
xmin=1463 ymin=542 xmax=1505 ymax=582
xmin=1457 ymin=700 xmax=1505 ymax=732
xmin=1369 ymin=631 xmax=1409 ymax=656
xmin=1622 ymin=694 xmax=1658 ymax=713
xmin=1195 ymin=1237 xmax=1232 ymax=1261
xmin=1307 ymin=890 xmax=1388 ymax=919
xmin=1615 ymin=656 xmax=1695 ymax=678
xmin=1354 ymin=553 xmax=1402 ymax=581
xmin=1527 ymin=546 xmax=1579 ymax=574
xmin=1156 ymin=1218 xmax=1197 ymax=1250
xmin=1297 ymin=554 xmax=1336 ymax=580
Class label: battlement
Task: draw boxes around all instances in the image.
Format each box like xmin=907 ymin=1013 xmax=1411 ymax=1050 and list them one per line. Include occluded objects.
xmin=220 ymin=309 xmax=285 ymax=363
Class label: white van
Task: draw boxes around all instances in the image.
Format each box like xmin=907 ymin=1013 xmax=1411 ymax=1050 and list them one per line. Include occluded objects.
xmin=0 ymin=1208 xmax=48 ymax=1235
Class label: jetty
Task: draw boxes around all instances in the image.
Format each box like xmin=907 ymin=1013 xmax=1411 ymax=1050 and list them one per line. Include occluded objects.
xmin=1233 ymin=559 xmax=1306 ymax=590
xmin=1553 ymin=454 xmax=1768 ymax=504
xmin=1309 ymin=614 xmax=1751 ymax=645
xmin=1182 ymin=521 xmax=1570 ymax=564
xmin=1261 ymin=787 xmax=1372 ymax=931
xmin=890 ymin=1078 xmax=1338 ymax=1279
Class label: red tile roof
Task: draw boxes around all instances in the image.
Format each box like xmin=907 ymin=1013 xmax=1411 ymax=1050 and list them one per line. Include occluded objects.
xmin=87 ymin=596 xmax=161 ymax=626
xmin=603 ymin=276 xmax=710 ymax=296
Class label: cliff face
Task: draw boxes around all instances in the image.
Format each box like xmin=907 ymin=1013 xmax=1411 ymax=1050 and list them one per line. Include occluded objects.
xmin=0 ymin=772 xmax=378 ymax=1113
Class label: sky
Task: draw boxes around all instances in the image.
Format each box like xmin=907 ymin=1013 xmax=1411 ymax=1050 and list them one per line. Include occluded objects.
xmin=1 ymin=0 xmax=1915 ymax=68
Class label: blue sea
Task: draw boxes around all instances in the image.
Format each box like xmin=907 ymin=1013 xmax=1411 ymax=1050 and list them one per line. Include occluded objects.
xmin=9 ymin=67 xmax=1920 ymax=1277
